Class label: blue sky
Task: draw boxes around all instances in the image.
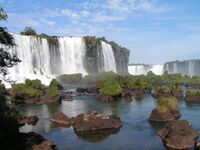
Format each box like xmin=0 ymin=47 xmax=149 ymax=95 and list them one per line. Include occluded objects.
xmin=0 ymin=0 xmax=200 ymax=64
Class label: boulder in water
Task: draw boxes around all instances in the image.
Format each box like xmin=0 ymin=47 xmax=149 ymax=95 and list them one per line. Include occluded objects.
xmin=149 ymin=109 xmax=181 ymax=122
xmin=158 ymin=120 xmax=198 ymax=150
xmin=96 ymin=93 xmax=113 ymax=101
xmin=50 ymin=112 xmax=71 ymax=127
xmin=18 ymin=115 xmax=39 ymax=126
xmin=86 ymin=87 xmax=99 ymax=93
xmin=71 ymin=111 xmax=123 ymax=132
xmin=76 ymin=87 xmax=87 ymax=93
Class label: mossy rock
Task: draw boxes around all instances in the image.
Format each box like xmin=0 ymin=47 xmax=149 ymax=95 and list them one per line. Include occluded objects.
xmin=99 ymin=80 xmax=122 ymax=96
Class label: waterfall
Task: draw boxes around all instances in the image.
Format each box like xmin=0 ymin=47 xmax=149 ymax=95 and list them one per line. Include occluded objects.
xmin=163 ymin=60 xmax=200 ymax=76
xmin=0 ymin=34 xmax=125 ymax=87
xmin=58 ymin=37 xmax=86 ymax=75
xmin=101 ymin=41 xmax=117 ymax=72
xmin=128 ymin=64 xmax=163 ymax=75
xmin=1 ymin=34 xmax=88 ymax=87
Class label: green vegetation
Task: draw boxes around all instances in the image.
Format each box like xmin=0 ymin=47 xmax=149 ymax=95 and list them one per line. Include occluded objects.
xmin=0 ymin=8 xmax=20 ymax=76
xmin=20 ymin=27 xmax=58 ymax=46
xmin=99 ymin=80 xmax=122 ymax=96
xmin=156 ymin=97 xmax=179 ymax=113
xmin=186 ymin=89 xmax=200 ymax=97
xmin=20 ymin=27 xmax=37 ymax=36
xmin=57 ymin=73 xmax=82 ymax=83
xmin=47 ymin=79 xmax=60 ymax=97
xmin=47 ymin=86 xmax=59 ymax=97
xmin=155 ymin=84 xmax=183 ymax=95
xmin=83 ymin=36 xmax=129 ymax=54
xmin=83 ymin=71 xmax=118 ymax=83
xmin=0 ymin=80 xmax=19 ymax=142
xmin=128 ymin=79 xmax=152 ymax=90
xmin=12 ymin=79 xmax=45 ymax=97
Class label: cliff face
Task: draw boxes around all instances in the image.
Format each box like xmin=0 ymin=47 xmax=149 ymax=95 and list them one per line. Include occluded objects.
xmin=1 ymin=34 xmax=130 ymax=87
xmin=128 ymin=60 xmax=200 ymax=77
xmin=111 ymin=42 xmax=130 ymax=75
xmin=84 ymin=36 xmax=130 ymax=75
xmin=163 ymin=60 xmax=200 ymax=77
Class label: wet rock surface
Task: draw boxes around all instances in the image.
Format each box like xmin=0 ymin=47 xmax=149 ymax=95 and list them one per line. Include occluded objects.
xmin=76 ymin=87 xmax=87 ymax=93
xmin=152 ymin=92 xmax=183 ymax=99
xmin=71 ymin=111 xmax=123 ymax=132
xmin=158 ymin=120 xmax=199 ymax=150
xmin=21 ymin=132 xmax=58 ymax=150
xmin=18 ymin=115 xmax=39 ymax=126
xmin=50 ymin=112 xmax=71 ymax=127
xmin=149 ymin=109 xmax=181 ymax=122
xmin=96 ymin=93 xmax=114 ymax=101
xmin=184 ymin=96 xmax=200 ymax=103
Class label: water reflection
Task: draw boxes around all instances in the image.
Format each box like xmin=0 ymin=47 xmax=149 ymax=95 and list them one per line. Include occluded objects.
xmin=16 ymin=94 xmax=200 ymax=150
xmin=75 ymin=128 xmax=121 ymax=143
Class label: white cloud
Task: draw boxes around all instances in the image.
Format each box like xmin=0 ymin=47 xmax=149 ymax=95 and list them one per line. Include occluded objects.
xmin=61 ymin=8 xmax=80 ymax=20
xmin=105 ymin=0 xmax=170 ymax=13
xmin=80 ymin=10 xmax=90 ymax=17
xmin=91 ymin=11 xmax=124 ymax=22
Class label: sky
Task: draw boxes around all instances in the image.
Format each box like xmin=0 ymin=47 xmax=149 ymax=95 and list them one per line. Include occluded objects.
xmin=0 ymin=0 xmax=200 ymax=64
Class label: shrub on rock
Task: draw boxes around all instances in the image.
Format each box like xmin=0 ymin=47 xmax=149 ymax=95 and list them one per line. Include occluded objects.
xmin=99 ymin=80 xmax=122 ymax=96
xmin=149 ymin=97 xmax=181 ymax=122
xmin=184 ymin=89 xmax=200 ymax=103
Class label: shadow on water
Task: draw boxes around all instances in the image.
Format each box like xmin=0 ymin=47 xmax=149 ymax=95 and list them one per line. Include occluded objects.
xmin=74 ymin=128 xmax=121 ymax=143
xmin=149 ymin=121 xmax=167 ymax=131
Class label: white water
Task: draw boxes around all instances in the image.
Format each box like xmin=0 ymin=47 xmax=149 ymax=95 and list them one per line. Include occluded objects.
xmin=0 ymin=34 xmax=118 ymax=87
xmin=163 ymin=60 xmax=200 ymax=77
xmin=129 ymin=60 xmax=200 ymax=76
xmin=101 ymin=41 xmax=117 ymax=72
xmin=128 ymin=64 xmax=163 ymax=75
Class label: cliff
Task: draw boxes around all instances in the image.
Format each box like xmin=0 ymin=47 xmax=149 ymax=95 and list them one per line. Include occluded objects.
xmin=163 ymin=59 xmax=200 ymax=76
xmin=1 ymin=34 xmax=130 ymax=86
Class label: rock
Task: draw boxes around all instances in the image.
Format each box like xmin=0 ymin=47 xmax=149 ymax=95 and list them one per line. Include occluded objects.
xmin=10 ymin=88 xmax=36 ymax=103
xmin=50 ymin=112 xmax=71 ymax=127
xmin=20 ymin=132 xmax=58 ymax=150
xmin=121 ymin=91 xmax=132 ymax=101
xmin=96 ymin=93 xmax=113 ymax=101
xmin=72 ymin=111 xmax=123 ymax=132
xmin=184 ymin=96 xmax=200 ymax=103
xmin=40 ymin=95 xmax=62 ymax=104
xmin=18 ymin=115 xmax=39 ymax=126
xmin=149 ymin=109 xmax=181 ymax=122
xmin=60 ymin=92 xmax=72 ymax=101
xmin=152 ymin=92 xmax=183 ymax=99
xmin=65 ymin=91 xmax=73 ymax=94
xmin=32 ymin=140 xmax=58 ymax=150
xmin=195 ymin=141 xmax=200 ymax=150
xmin=86 ymin=87 xmax=99 ymax=93
xmin=76 ymin=87 xmax=86 ymax=93
xmin=158 ymin=120 xmax=198 ymax=150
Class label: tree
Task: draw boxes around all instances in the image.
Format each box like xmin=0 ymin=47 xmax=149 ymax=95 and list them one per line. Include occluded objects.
xmin=0 ymin=8 xmax=20 ymax=77
xmin=20 ymin=26 xmax=37 ymax=36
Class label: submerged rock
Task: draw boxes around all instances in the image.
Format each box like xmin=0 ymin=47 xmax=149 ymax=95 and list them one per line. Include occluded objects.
xmin=72 ymin=111 xmax=123 ymax=132
xmin=18 ymin=115 xmax=39 ymax=126
xmin=121 ymin=90 xmax=133 ymax=101
xmin=158 ymin=120 xmax=198 ymax=150
xmin=96 ymin=93 xmax=113 ymax=101
xmin=86 ymin=87 xmax=99 ymax=93
xmin=21 ymin=132 xmax=58 ymax=150
xmin=32 ymin=141 xmax=57 ymax=150
xmin=50 ymin=112 xmax=71 ymax=127
xmin=184 ymin=96 xmax=200 ymax=103
xmin=76 ymin=87 xmax=87 ymax=93
xmin=149 ymin=109 xmax=181 ymax=122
